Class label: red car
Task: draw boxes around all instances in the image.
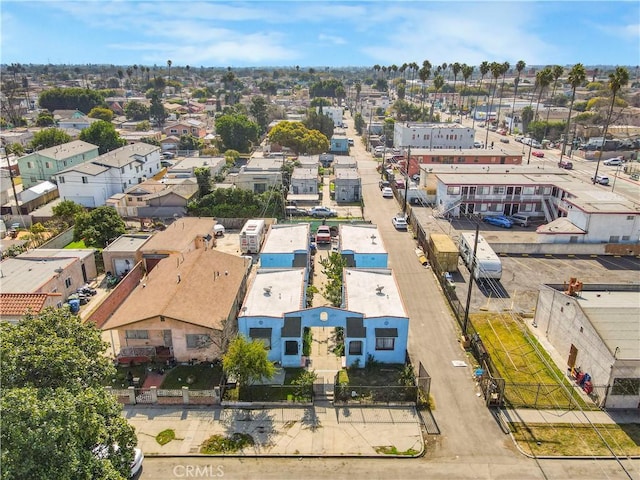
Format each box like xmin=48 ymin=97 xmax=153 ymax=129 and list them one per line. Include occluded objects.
xmin=532 ymin=151 xmax=544 ymax=158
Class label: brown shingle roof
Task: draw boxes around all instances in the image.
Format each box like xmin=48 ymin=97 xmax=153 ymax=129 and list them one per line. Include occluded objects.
xmin=141 ymin=217 xmax=215 ymax=253
xmin=103 ymin=248 xmax=247 ymax=330
xmin=0 ymin=293 xmax=60 ymax=316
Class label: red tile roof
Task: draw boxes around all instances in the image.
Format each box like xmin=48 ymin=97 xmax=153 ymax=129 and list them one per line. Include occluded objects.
xmin=0 ymin=293 xmax=59 ymax=316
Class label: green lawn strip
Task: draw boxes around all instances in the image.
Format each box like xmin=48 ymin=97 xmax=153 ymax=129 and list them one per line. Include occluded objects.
xmin=156 ymin=429 xmax=176 ymax=445
xmin=160 ymin=364 xmax=223 ymax=390
xmin=200 ymin=433 xmax=254 ymax=454
xmin=65 ymin=240 xmax=87 ymax=249
xmin=375 ymin=446 xmax=419 ymax=455
xmin=511 ymin=423 xmax=640 ymax=457
xmin=471 ymin=313 xmax=589 ymax=409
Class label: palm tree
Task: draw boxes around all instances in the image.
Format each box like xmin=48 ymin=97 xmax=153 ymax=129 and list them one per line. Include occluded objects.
xmin=451 ymin=62 xmax=462 ymax=113
xmin=430 ymin=75 xmax=444 ymax=122
xmin=593 ymin=66 xmax=630 ymax=183
xmin=461 ymin=64 xmax=474 ymax=118
xmin=373 ymin=64 xmax=381 ymax=79
xmin=484 ymin=62 xmax=502 ymax=147
xmin=558 ymin=63 xmax=586 ymax=164
xmin=419 ymin=61 xmax=432 ymax=120
xmin=526 ymin=67 xmax=553 ymax=164
xmin=495 ymin=62 xmax=510 ymax=129
xmin=167 ymin=59 xmax=172 ymax=80
xmin=541 ymin=65 xmax=564 ymax=143
xmin=474 ymin=61 xmax=490 ymax=128
xmin=509 ymin=60 xmax=526 ymax=134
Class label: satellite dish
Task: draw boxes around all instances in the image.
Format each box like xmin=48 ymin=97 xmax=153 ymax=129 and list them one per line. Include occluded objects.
xmin=263 ymin=286 xmax=272 ymax=296
xmin=376 ymin=285 xmax=385 ymax=295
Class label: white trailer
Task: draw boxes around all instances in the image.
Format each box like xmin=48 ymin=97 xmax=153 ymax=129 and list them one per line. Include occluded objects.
xmin=458 ymin=232 xmax=502 ymax=280
xmin=240 ymin=219 xmax=266 ymax=254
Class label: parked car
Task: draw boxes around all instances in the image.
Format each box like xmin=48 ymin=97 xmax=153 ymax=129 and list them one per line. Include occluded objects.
xmin=515 ymin=135 xmax=524 ymax=143
xmin=213 ymin=224 xmax=226 ymax=236
xmin=392 ymin=214 xmax=408 ymax=230
xmin=532 ymin=151 xmax=544 ymax=158
xmin=531 ymin=140 xmax=542 ymax=149
xmin=558 ymin=159 xmax=573 ymax=170
xmin=315 ymin=225 xmax=332 ymax=244
xmin=473 ymin=141 xmax=484 ymax=148
xmin=285 ymin=206 xmax=308 ymax=217
xmin=508 ymin=214 xmax=532 ymax=227
xmin=592 ymin=174 xmax=610 ymax=185
xmin=483 ymin=215 xmax=513 ymax=228
xmin=381 ymin=187 xmax=394 ymax=198
xmin=308 ymin=206 xmax=337 ymax=218
xmin=162 ymin=151 xmax=175 ymax=159
xmin=603 ymin=157 xmax=623 ymax=166
xmin=348 ymin=138 xmax=354 ymax=146
xmin=499 ymin=138 xmax=510 ymax=143
xmin=379 ymin=180 xmax=391 ymax=190
xmin=93 ymin=445 xmax=144 ymax=478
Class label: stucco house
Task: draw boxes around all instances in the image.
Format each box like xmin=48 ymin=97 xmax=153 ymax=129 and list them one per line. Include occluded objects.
xmin=231 ymin=156 xmax=283 ymax=193
xmin=102 ymin=234 xmax=152 ymax=277
xmin=330 ymin=133 xmax=349 ymax=154
xmin=106 ymin=178 xmax=198 ymax=219
xmin=101 ymin=248 xmax=251 ymax=363
xmin=17 ymin=140 xmax=99 ymax=189
xmin=333 ymin=168 xmax=361 ymax=203
xmin=56 ymin=143 xmax=162 ymax=207
xmin=163 ymin=119 xmax=207 ymax=139
xmin=393 ymin=123 xmax=475 ymax=150
xmin=259 ymin=223 xmax=311 ymax=271
xmin=339 ymin=224 xmax=388 ymax=268
xmin=289 ymin=167 xmax=318 ymax=196
xmin=0 ymin=293 xmax=63 ymax=323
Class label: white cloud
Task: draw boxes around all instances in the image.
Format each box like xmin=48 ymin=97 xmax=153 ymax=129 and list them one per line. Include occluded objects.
xmin=318 ymin=33 xmax=347 ymax=45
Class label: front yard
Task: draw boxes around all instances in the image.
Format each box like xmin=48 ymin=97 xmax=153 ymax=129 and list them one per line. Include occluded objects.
xmin=335 ymin=363 xmax=416 ymax=403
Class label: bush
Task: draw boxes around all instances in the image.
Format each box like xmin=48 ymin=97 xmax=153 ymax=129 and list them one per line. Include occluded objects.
xmin=156 ymin=429 xmax=176 ymax=445
xmin=200 ymin=433 xmax=254 ymax=454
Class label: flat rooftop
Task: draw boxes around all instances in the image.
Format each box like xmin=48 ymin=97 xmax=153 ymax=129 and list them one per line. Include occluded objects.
xmin=103 ymin=234 xmax=152 ymax=253
xmin=240 ymin=268 xmax=305 ymax=318
xmin=1 ymin=256 xmax=77 ymax=292
xmin=339 ymin=224 xmax=386 ymax=254
xmin=262 ymin=223 xmax=310 ymax=253
xmin=576 ymin=290 xmax=640 ymax=360
xmin=343 ymin=268 xmax=407 ymax=319
xmin=141 ymin=217 xmax=216 ymax=253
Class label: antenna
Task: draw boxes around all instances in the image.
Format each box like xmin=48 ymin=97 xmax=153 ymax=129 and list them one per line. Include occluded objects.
xmin=370 ymin=234 xmax=377 ymax=244
xmin=263 ymin=286 xmax=272 ymax=296
xmin=375 ymin=285 xmax=385 ymax=295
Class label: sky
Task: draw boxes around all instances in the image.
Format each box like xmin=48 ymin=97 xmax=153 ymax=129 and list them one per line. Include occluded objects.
xmin=1 ymin=1 xmax=638 ymax=68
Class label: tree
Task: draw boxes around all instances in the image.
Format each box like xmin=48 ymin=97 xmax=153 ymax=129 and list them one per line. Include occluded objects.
xmin=0 ymin=308 xmax=136 ymax=480
xmin=521 ymin=105 xmax=534 ymax=133
xmin=74 ymin=206 xmax=126 ymax=248
xmin=430 ymin=75 xmax=444 ymax=121
xmin=475 ymin=61 xmax=490 ymax=125
xmin=460 ymin=64 xmax=474 ymax=115
xmin=35 ymin=111 xmax=55 ymax=127
xmin=30 ymin=128 xmax=71 ymax=149
xmin=559 ymin=63 xmax=586 ymax=163
xmin=149 ymin=91 xmax=166 ymax=127
xmin=304 ymin=107 xmax=334 ymax=139
xmin=510 ymin=60 xmax=526 ymax=134
xmin=451 ymin=62 xmax=462 ymax=108
xmin=38 ymin=87 xmax=104 ymax=114
xmin=135 ymin=120 xmax=151 ymax=131
xmin=249 ymin=96 xmax=269 ymax=134
xmin=194 ymin=166 xmax=211 ymax=197
xmin=79 ymin=120 xmax=126 ymax=155
xmin=593 ymin=66 xmax=630 ymax=183
xmin=167 ymin=59 xmax=172 ymax=80
xmin=222 ymin=335 xmax=276 ymax=387
xmin=526 ymin=67 xmax=553 ymax=163
xmin=124 ymin=101 xmax=150 ymax=121
xmin=268 ymin=121 xmax=329 ymax=155
xmin=88 ymin=107 xmax=114 ymax=122
xmin=214 ymin=114 xmax=260 ymax=153
xmin=319 ymin=251 xmax=347 ymax=307
xmin=52 ymin=199 xmax=85 ymax=228
xmin=418 ymin=60 xmax=431 ymax=119
xmin=542 ymin=65 xmax=564 ymax=139
xmin=178 ymin=134 xmax=202 ymax=152
xmin=494 ymin=61 xmax=510 ymax=128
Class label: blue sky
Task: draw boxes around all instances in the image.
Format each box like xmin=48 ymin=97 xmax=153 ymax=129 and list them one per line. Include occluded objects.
xmin=2 ymin=1 xmax=638 ymax=68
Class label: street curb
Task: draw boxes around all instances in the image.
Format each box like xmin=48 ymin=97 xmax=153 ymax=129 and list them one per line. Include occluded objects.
xmin=144 ymin=453 xmax=424 ymax=459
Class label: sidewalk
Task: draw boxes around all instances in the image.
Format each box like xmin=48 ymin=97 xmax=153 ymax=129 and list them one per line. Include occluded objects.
xmin=505 ymin=408 xmax=639 ymax=425
xmin=124 ymin=404 xmax=424 ymax=457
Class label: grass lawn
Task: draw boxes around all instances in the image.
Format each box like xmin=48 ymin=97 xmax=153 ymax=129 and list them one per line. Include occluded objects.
xmin=224 ymin=368 xmax=312 ymax=402
xmin=161 ymin=364 xmax=223 ymax=390
xmin=103 ymin=365 xmax=148 ymax=388
xmin=335 ymin=364 xmax=415 ymax=403
xmin=65 ymin=240 xmax=87 ymax=249
xmin=511 ymin=423 xmax=640 ymax=457
xmin=340 ymin=364 xmax=405 ymax=386
xmin=471 ymin=313 xmax=590 ymax=409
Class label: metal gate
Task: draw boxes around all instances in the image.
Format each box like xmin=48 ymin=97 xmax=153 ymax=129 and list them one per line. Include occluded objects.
xmin=135 ymin=388 xmax=153 ymax=404
xmin=417 ymin=361 xmax=431 ymax=401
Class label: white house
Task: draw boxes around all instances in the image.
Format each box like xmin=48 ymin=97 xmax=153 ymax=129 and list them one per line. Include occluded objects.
xmin=317 ymin=106 xmax=344 ymax=127
xmin=56 ymin=143 xmax=162 ymax=207
xmin=393 ymin=122 xmax=475 ymax=149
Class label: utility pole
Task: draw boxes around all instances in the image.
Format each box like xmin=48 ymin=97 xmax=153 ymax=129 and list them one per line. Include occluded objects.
xmin=402 ymin=146 xmax=411 ymax=215
xmin=2 ymin=144 xmax=20 ymax=215
xmin=462 ymin=222 xmax=480 ymax=337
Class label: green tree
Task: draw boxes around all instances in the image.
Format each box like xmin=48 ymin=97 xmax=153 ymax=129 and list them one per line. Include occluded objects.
xmin=354 ymin=112 xmax=364 ymax=134
xmin=224 ymin=149 xmax=240 ymax=167
xmin=149 ymin=91 xmax=166 ymax=127
xmin=30 ymin=128 xmax=71 ymax=149
xmin=430 ymin=74 xmax=444 ymax=120
xmin=135 ymin=120 xmax=151 ymax=131
xmin=52 ymin=199 xmax=85 ymax=228
xmin=475 ymin=61 xmax=490 ymax=124
xmin=194 ymin=166 xmax=211 ymax=197
xmin=559 ymin=63 xmax=586 ymax=162
xmin=74 ymin=206 xmax=126 ymax=248
xmin=304 ymin=107 xmax=334 ymax=139
xmin=222 ymin=336 xmax=276 ymax=387
xmin=35 ymin=111 xmax=55 ymax=127
xmin=319 ymin=252 xmax=347 ymax=307
xmin=249 ymin=96 xmax=269 ymax=134
xmin=214 ymin=114 xmax=260 ymax=153
xmin=38 ymin=87 xmax=105 ymax=114
xmin=79 ymin=121 xmax=126 ymax=154
xmin=5 ymin=142 xmax=24 ymax=157
xmin=88 ymin=107 xmax=114 ymax=122
xmin=268 ymin=121 xmax=328 ymax=155
xmin=178 ymin=134 xmax=202 ymax=152
xmin=593 ymin=66 xmax=630 ymax=183
xmin=124 ymin=101 xmax=150 ymax=121
xmin=0 ymin=308 xmax=135 ymax=480
xmin=521 ymin=105 xmax=534 ymax=134
xmin=510 ymin=60 xmax=526 ymax=134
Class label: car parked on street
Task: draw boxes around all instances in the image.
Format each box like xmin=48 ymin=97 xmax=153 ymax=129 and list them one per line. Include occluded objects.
xmin=308 ymin=206 xmax=337 ymax=217
xmin=483 ymin=215 xmax=513 ymax=228
xmin=499 ymin=138 xmax=510 ymax=143
xmin=315 ymin=225 xmax=332 ymax=244
xmin=392 ymin=214 xmax=408 ymax=230
xmin=603 ymin=157 xmax=623 ymax=166
xmin=285 ymin=206 xmax=308 ymax=217
xmin=382 ymin=187 xmax=394 ymax=198
xmin=558 ymin=159 xmax=573 ymax=169
xmin=592 ymin=174 xmax=610 ymax=185
xmin=532 ymin=150 xmax=544 ymax=158
xmin=379 ymin=180 xmax=390 ymax=190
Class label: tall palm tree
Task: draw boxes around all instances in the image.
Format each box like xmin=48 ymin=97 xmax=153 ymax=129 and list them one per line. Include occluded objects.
xmin=526 ymin=67 xmax=553 ymax=163
xmin=373 ymin=64 xmax=381 ymax=79
xmin=484 ymin=62 xmax=502 ymax=147
xmin=495 ymin=61 xmax=510 ymax=129
xmin=558 ymin=63 xmax=586 ymax=163
xmin=461 ymin=64 xmax=474 ymax=118
xmin=509 ymin=60 xmax=526 ymax=134
xmin=419 ymin=60 xmax=432 ymax=120
xmin=593 ymin=66 xmax=630 ymax=183
xmin=410 ymin=62 xmax=419 ymax=101
xmin=167 ymin=59 xmax=172 ymax=80
xmin=430 ymin=75 xmax=444 ymax=122
xmin=474 ymin=61 xmax=490 ymax=128
xmin=451 ymin=62 xmax=462 ymax=113
xmin=542 ymin=65 xmax=564 ymax=139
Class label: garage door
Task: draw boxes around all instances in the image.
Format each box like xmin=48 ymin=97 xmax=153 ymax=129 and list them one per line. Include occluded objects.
xmin=113 ymin=258 xmax=133 ymax=276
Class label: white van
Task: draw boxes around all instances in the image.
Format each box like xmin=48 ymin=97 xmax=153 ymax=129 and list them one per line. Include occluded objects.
xmin=508 ymin=214 xmax=531 ymax=227
xmin=239 ymin=219 xmax=266 ymax=254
